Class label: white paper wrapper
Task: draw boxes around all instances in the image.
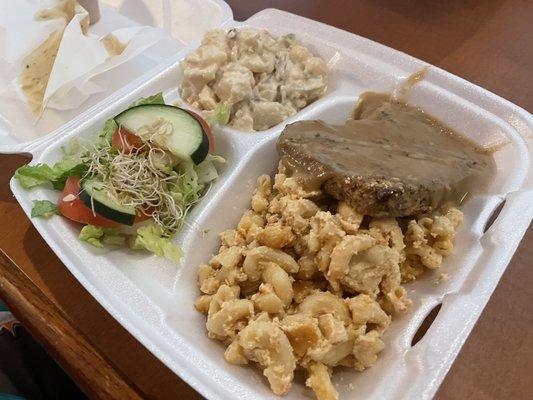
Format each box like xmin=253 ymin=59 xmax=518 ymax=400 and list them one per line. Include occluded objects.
xmin=47 ymin=25 xmax=167 ymax=110
xmin=0 ymin=0 xmax=65 ymax=68
xmin=0 ymin=0 xmax=167 ymax=119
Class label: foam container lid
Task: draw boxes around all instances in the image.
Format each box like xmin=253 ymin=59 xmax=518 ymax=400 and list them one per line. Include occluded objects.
xmin=0 ymin=0 xmax=233 ymax=153
xmin=8 ymin=8 xmax=533 ymax=400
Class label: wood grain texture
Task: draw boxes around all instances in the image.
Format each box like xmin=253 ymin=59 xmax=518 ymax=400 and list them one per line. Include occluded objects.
xmin=0 ymin=1 xmax=531 ymax=399
xmin=0 ymin=250 xmax=142 ymax=400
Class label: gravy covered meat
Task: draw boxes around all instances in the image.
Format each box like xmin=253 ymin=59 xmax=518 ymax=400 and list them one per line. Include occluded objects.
xmin=277 ymin=92 xmax=496 ymax=216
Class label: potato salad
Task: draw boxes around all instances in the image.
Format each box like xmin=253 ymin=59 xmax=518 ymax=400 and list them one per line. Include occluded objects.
xmin=180 ymin=28 xmax=328 ymax=131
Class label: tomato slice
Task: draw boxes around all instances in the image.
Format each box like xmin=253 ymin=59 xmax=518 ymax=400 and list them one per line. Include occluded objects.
xmin=135 ymin=208 xmax=153 ymax=223
xmin=59 ymin=177 xmax=152 ymax=227
xmin=185 ymin=109 xmax=215 ymax=153
xmin=112 ymin=126 xmax=144 ymax=153
xmin=58 ymin=177 xmax=119 ymax=227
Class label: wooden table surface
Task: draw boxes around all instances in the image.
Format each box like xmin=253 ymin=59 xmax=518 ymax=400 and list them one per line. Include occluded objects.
xmin=1 ymin=1 xmax=532 ymax=399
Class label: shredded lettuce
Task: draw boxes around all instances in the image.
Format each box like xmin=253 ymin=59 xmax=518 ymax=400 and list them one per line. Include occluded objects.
xmin=173 ymin=162 xmax=204 ymax=206
xmin=102 ymin=232 xmax=127 ymax=246
xmin=79 ymin=225 xmax=126 ymax=248
xmin=60 ymin=138 xmax=89 ymax=162
xmin=52 ymin=163 xmax=89 ymax=190
xmin=14 ymin=160 xmax=87 ymax=190
xmin=282 ymin=33 xmax=296 ymax=41
xmin=31 ymin=200 xmax=59 ymax=218
xmin=79 ymin=225 xmax=106 ymax=247
xmin=163 ymin=155 xmax=225 ymax=232
xmin=15 ymin=164 xmax=57 ymax=189
xmin=129 ymin=92 xmax=165 ymax=107
xmin=98 ymin=119 xmax=118 ymax=144
xmin=133 ymin=224 xmax=183 ymax=262
xmin=207 ymin=102 xmax=230 ymax=127
xmin=195 ymin=154 xmax=225 ymax=184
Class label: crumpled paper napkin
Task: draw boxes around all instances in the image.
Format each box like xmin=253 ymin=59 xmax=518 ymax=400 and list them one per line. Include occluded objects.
xmin=0 ymin=0 xmax=167 ymax=119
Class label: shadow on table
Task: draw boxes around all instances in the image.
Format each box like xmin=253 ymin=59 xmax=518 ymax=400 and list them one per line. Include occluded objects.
xmin=226 ymin=0 xmax=505 ymax=66
xmin=0 ymin=325 xmax=86 ymax=400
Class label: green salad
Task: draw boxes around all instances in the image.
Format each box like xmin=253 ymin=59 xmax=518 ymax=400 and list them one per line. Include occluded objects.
xmin=15 ymin=93 xmax=223 ymax=261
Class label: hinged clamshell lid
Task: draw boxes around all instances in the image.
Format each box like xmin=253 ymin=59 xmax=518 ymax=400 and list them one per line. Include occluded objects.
xmin=0 ymin=0 xmax=232 ymax=154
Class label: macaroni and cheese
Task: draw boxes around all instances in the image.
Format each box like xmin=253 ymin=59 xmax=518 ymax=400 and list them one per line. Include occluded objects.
xmin=195 ymin=163 xmax=462 ymax=400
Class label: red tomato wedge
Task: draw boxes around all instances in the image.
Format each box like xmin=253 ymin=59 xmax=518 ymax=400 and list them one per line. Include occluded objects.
xmin=135 ymin=208 xmax=153 ymax=223
xmin=112 ymin=126 xmax=144 ymax=153
xmin=58 ymin=177 xmax=151 ymax=226
xmin=185 ymin=109 xmax=215 ymax=153
xmin=58 ymin=177 xmax=119 ymax=227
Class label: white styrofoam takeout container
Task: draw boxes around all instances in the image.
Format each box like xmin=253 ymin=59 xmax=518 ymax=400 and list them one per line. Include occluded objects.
xmin=8 ymin=8 xmax=533 ymax=400
xmin=0 ymin=0 xmax=232 ymax=153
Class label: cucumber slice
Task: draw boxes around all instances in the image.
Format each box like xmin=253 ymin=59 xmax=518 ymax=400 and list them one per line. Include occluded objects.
xmin=114 ymin=104 xmax=209 ymax=164
xmin=80 ymin=179 xmax=136 ymax=226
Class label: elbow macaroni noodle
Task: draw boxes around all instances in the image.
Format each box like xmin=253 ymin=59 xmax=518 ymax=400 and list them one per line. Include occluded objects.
xmin=196 ymin=164 xmax=463 ymax=400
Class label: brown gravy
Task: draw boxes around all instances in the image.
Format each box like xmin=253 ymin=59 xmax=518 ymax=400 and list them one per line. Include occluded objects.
xmin=101 ymin=34 xmax=127 ymax=57
xmin=277 ymin=92 xmax=496 ymax=216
